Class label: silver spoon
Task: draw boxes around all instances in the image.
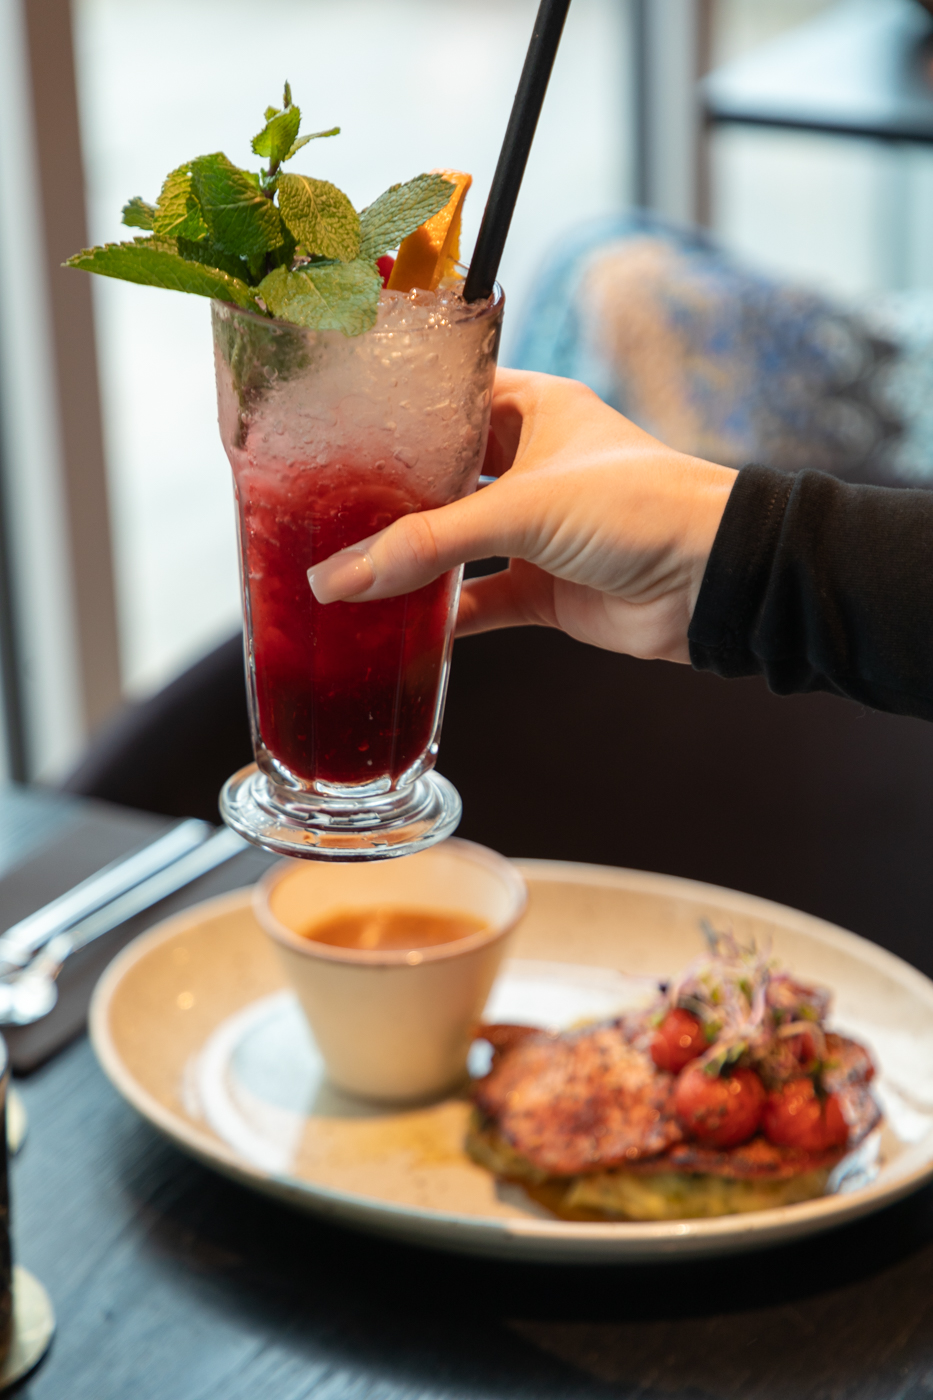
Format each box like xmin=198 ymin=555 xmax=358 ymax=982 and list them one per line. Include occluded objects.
xmin=0 ymin=826 xmax=248 ymax=1026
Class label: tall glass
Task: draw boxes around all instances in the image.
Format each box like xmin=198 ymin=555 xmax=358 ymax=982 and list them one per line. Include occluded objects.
xmin=212 ymin=282 xmax=503 ymax=859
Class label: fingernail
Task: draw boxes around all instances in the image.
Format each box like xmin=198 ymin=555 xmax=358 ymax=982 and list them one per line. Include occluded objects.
xmin=307 ymin=549 xmax=374 ymax=604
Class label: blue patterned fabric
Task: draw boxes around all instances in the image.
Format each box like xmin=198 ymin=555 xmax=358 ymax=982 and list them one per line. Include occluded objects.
xmin=512 ymin=214 xmax=905 ymax=485
xmin=864 ymin=291 xmax=933 ymax=484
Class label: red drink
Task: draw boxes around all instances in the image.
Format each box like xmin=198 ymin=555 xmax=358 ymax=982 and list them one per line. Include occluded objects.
xmin=213 ymin=282 xmax=502 ymax=857
xmin=236 ymin=459 xmax=458 ymax=788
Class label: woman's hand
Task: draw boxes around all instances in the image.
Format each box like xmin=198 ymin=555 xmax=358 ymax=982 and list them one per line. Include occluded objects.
xmin=307 ymin=369 xmax=737 ymax=664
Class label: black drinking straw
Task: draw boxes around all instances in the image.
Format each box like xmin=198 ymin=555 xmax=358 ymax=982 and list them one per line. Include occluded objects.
xmin=463 ymin=0 xmax=572 ymax=303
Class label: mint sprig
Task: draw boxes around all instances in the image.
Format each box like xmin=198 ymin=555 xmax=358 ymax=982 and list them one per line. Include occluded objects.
xmin=190 ymin=154 xmax=285 ymax=258
xmin=358 ymin=173 xmax=456 ymax=262
xmin=251 ymin=106 xmax=302 ymax=169
xmin=284 ymin=129 xmax=340 ymax=162
xmin=65 ymin=83 xmax=456 ymax=337
xmin=252 ymin=81 xmax=340 ymax=190
xmin=276 ymin=173 xmax=359 ymax=262
xmin=151 ymin=165 xmax=208 ymax=242
xmin=259 ymin=261 xmax=381 ymax=336
xmin=66 ymin=239 xmax=259 ymax=310
xmin=121 ymin=196 xmax=155 ymax=230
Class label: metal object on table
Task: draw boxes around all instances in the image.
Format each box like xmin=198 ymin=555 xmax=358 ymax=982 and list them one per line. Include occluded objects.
xmin=0 ymin=817 xmax=213 ymax=977
xmin=0 ymin=827 xmax=248 ymax=1027
xmin=5 ymin=1093 xmax=25 ymax=1158
xmin=0 ymin=1036 xmax=46 ymax=1393
xmin=0 ymin=1268 xmax=55 ymax=1391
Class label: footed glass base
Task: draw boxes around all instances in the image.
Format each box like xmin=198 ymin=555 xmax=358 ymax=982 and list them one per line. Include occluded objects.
xmin=219 ymin=764 xmax=462 ymax=862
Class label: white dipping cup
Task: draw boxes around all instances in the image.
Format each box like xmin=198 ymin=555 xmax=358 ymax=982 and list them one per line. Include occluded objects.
xmin=253 ymin=838 xmax=527 ymax=1103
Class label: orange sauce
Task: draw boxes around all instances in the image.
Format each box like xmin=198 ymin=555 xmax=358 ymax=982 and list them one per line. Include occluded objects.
xmin=299 ymin=906 xmax=487 ymax=952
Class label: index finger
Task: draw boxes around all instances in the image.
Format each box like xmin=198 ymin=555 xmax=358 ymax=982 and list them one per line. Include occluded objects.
xmin=307 ymin=476 xmax=525 ymax=604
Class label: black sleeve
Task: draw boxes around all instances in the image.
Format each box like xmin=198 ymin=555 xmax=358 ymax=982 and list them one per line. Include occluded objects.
xmin=687 ymin=465 xmax=933 ymax=721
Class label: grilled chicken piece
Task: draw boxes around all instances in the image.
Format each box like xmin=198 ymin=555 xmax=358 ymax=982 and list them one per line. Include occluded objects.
xmin=473 ymin=1022 xmax=683 ymax=1176
xmin=474 ymin=1023 xmax=544 ymax=1060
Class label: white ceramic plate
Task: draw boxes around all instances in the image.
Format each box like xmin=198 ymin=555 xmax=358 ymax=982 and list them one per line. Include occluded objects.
xmin=89 ymin=860 xmax=933 ymax=1262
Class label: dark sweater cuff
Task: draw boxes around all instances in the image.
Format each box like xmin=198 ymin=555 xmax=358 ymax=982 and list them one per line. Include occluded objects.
xmin=688 ymin=465 xmax=793 ymax=678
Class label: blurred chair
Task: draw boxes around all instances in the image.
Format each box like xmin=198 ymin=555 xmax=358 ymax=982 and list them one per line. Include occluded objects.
xmin=61 ymin=635 xmax=252 ymax=826
xmin=61 ymin=216 xmax=933 ymax=981
xmin=441 ymin=629 xmax=933 ymax=983
xmin=514 ymin=212 xmax=912 ymax=483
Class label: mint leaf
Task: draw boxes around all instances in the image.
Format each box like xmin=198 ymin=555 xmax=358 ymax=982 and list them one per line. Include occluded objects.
xmin=152 ymin=164 xmax=209 ymax=242
xmin=258 ymin=266 xmax=326 ymax=324
xmin=189 ymin=153 xmax=283 ymax=258
xmin=122 ymin=196 xmax=156 ymax=230
xmin=65 ymin=239 xmax=259 ymax=309
xmin=304 ymin=261 xmax=379 ymax=333
xmin=284 ymin=127 xmax=339 ymax=161
xmin=259 ymin=259 xmax=379 ymax=335
xmin=175 ymin=236 xmax=254 ymax=284
xmin=266 ymin=227 xmax=297 ymax=272
xmin=251 ymin=105 xmax=301 ymax=166
xmin=358 ymin=173 xmax=454 ymax=261
xmin=66 ymin=87 xmax=380 ymax=336
xmin=276 ymin=172 xmax=359 ymax=261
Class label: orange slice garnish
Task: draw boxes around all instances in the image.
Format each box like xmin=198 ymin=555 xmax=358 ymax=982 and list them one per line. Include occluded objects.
xmin=387 ymin=169 xmax=472 ymax=294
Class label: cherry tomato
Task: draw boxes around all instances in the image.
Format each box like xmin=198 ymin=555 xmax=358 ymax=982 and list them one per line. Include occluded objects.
xmin=376 ymin=255 xmax=395 ymax=287
xmin=762 ymin=1078 xmax=848 ymax=1152
xmin=674 ymin=1063 xmax=766 ymax=1148
xmin=651 ymin=1009 xmax=706 ymax=1073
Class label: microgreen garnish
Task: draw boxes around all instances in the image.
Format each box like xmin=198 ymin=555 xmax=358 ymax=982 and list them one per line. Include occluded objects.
xmin=66 ymin=84 xmax=455 ymax=337
xmin=703 ymin=1041 xmax=747 ymax=1077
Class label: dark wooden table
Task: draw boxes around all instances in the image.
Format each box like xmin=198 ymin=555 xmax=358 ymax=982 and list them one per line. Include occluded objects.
xmin=4 ymin=785 xmax=933 ymax=1399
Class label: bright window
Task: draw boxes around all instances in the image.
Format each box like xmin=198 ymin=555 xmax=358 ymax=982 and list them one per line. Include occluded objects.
xmin=73 ymin=0 xmax=630 ymax=699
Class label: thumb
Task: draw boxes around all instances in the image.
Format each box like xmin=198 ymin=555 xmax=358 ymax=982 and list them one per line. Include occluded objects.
xmin=307 ymin=482 xmax=515 ymax=604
